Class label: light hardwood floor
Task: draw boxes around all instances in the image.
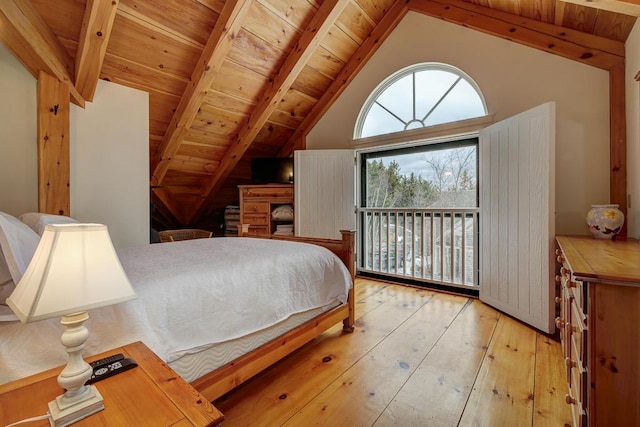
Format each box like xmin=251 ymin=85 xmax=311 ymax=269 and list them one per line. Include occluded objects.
xmin=213 ymin=278 xmax=572 ymax=426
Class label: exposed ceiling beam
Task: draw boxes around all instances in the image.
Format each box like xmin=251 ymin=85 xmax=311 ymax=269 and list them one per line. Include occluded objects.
xmin=410 ymin=0 xmax=625 ymax=71
xmin=75 ymin=0 xmax=119 ymax=101
xmin=151 ymin=0 xmax=253 ymax=214
xmin=190 ymin=0 xmax=352 ymax=223
xmin=0 ymin=0 xmax=85 ymax=107
xmin=560 ymin=0 xmax=640 ymax=17
xmin=279 ymin=0 xmax=411 ymax=156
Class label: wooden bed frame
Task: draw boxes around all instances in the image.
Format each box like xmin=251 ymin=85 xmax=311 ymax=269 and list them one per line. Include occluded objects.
xmin=190 ymin=227 xmax=356 ymax=402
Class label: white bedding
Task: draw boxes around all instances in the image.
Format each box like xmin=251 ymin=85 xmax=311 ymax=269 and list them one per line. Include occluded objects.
xmin=0 ymin=237 xmax=352 ymax=384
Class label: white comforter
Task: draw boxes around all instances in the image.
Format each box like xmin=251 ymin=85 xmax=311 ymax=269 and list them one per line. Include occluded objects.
xmin=0 ymin=237 xmax=352 ymax=384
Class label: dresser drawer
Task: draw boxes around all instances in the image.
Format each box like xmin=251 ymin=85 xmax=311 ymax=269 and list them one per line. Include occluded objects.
xmin=244 ymin=202 xmax=270 ymax=214
xmin=242 ymin=186 xmax=293 ymax=200
xmin=568 ymin=360 xmax=588 ymax=427
xmin=572 ymin=279 xmax=587 ymax=317
xmin=245 ymin=226 xmax=269 ymax=235
xmin=570 ymin=302 xmax=588 ymax=370
xmin=243 ymin=214 xmax=268 ymax=225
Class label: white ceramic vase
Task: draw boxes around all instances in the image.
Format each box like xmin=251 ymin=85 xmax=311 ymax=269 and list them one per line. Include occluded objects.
xmin=586 ymin=204 xmax=624 ymax=239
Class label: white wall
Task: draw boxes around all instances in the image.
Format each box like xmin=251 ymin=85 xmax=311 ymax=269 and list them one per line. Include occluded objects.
xmin=70 ymin=80 xmax=149 ymax=247
xmin=0 ymin=44 xmax=37 ymax=217
xmin=0 ymin=43 xmax=149 ymax=247
xmin=308 ymin=12 xmax=611 ymax=236
xmin=626 ymin=20 xmax=640 ymax=239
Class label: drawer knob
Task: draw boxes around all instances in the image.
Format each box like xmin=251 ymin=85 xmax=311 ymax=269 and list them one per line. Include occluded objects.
xmin=555 ymin=296 xmax=562 ymax=304
xmin=565 ymin=357 xmax=577 ymax=369
xmin=556 ymin=255 xmax=565 ymax=263
xmin=567 ymin=281 xmax=577 ymax=288
xmin=560 ymin=267 xmax=569 ymax=275
xmin=555 ymin=317 xmax=565 ymax=329
xmin=555 ymin=275 xmax=562 ymax=282
xmin=565 ymin=394 xmax=576 ymax=405
xmin=555 ymin=248 xmax=562 ymax=256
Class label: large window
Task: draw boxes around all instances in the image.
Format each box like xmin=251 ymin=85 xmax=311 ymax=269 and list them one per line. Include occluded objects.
xmin=355 ymin=62 xmax=485 ymax=292
xmin=362 ymin=139 xmax=478 ymax=209
xmin=355 ymin=63 xmax=487 ymax=139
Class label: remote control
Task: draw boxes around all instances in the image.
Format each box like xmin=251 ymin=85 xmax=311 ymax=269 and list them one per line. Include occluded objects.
xmin=89 ymin=353 xmax=124 ymax=370
xmin=86 ymin=357 xmax=138 ymax=385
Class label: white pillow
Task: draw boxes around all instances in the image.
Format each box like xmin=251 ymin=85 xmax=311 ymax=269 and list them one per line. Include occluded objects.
xmin=19 ymin=212 xmax=79 ymax=236
xmin=0 ymin=211 xmax=40 ymax=290
xmin=0 ymin=212 xmax=40 ymax=322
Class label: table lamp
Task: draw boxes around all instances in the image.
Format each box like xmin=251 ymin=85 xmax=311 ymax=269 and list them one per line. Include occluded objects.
xmin=6 ymin=223 xmax=137 ymax=427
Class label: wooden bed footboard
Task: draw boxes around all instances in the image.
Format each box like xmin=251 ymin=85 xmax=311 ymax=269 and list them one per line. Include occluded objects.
xmin=191 ymin=227 xmax=356 ymax=402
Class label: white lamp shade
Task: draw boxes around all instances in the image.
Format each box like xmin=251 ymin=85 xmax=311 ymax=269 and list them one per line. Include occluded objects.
xmin=7 ymin=223 xmax=136 ymax=322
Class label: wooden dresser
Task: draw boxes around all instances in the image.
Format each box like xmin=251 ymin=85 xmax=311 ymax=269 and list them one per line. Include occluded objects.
xmin=238 ymin=184 xmax=294 ymax=236
xmin=555 ymin=235 xmax=640 ymax=427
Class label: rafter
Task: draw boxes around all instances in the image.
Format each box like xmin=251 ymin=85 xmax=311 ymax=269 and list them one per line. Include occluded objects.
xmin=279 ymin=0 xmax=411 ymax=156
xmin=560 ymin=0 xmax=640 ymax=17
xmin=151 ymin=0 xmax=252 ymax=204
xmin=410 ymin=0 xmax=625 ymax=71
xmin=190 ymin=0 xmax=352 ymax=223
xmin=75 ymin=0 xmax=119 ymax=101
xmin=0 ymin=0 xmax=84 ymax=107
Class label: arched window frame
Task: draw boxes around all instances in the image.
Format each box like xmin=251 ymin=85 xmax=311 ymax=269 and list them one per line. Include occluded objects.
xmin=354 ymin=63 xmax=489 ymax=140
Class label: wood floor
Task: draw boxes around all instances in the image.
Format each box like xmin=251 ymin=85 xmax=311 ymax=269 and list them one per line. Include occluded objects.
xmin=213 ymin=278 xmax=572 ymax=426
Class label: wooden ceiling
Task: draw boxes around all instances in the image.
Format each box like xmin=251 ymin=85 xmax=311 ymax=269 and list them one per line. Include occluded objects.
xmin=0 ymin=0 xmax=637 ymax=226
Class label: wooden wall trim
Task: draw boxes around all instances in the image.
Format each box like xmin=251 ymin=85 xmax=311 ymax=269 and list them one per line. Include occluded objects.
xmin=610 ymin=64 xmax=627 ymax=237
xmin=37 ymin=71 xmax=70 ymax=216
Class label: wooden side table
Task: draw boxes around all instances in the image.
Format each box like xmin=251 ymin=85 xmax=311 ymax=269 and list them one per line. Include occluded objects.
xmin=0 ymin=341 xmax=224 ymax=426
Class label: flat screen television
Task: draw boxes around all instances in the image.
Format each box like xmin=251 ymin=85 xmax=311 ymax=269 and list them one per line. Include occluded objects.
xmin=251 ymin=157 xmax=294 ymax=184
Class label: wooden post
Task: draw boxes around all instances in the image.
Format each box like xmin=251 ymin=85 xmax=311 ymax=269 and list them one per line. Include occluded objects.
xmin=37 ymin=71 xmax=70 ymax=215
xmin=609 ymin=64 xmax=627 ymax=237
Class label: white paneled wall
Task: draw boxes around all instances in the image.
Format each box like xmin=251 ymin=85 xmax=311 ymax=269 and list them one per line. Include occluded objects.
xmin=294 ymin=150 xmax=355 ymax=240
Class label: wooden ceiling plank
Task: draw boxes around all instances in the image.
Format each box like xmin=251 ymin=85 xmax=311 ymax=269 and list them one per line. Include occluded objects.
xmin=555 ymin=0 xmax=567 ymax=25
xmin=0 ymin=0 xmax=84 ymax=107
xmin=101 ymin=52 xmax=189 ymax=97
xmin=117 ymin=3 xmax=206 ymax=49
xmin=151 ymin=0 xmax=253 ymax=187
xmin=411 ymin=0 xmax=625 ymax=70
xmin=75 ymin=0 xmax=118 ymax=101
xmin=279 ymin=0 xmax=410 ymax=156
xmin=560 ymin=0 xmax=640 ymax=17
xmin=191 ymin=0 xmax=352 ymax=222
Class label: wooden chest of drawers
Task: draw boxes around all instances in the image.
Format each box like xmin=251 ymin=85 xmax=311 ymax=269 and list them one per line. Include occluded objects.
xmin=555 ymin=235 xmax=640 ymax=427
xmin=238 ymin=184 xmax=294 ymax=236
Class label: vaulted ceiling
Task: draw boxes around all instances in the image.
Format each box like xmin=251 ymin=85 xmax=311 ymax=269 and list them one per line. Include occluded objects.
xmin=0 ymin=0 xmax=637 ymax=227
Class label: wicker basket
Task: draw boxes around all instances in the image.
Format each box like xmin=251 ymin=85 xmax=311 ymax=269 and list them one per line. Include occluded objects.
xmin=158 ymin=229 xmax=213 ymax=243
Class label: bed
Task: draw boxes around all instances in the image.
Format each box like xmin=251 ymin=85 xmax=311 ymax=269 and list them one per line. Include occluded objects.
xmin=0 ymin=211 xmax=355 ymax=402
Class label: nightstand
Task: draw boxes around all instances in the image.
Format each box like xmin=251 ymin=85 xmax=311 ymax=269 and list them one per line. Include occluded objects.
xmin=0 ymin=341 xmax=224 ymax=426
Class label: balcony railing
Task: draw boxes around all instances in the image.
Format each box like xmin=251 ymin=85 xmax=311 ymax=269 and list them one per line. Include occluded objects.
xmin=358 ymin=208 xmax=479 ymax=288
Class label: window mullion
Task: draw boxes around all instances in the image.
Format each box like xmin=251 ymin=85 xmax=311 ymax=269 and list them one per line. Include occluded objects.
xmin=421 ymin=76 xmax=462 ymax=123
xmin=375 ymin=101 xmax=408 ymax=127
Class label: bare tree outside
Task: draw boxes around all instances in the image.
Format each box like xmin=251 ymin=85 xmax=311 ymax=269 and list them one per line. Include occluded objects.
xmin=365 ymin=144 xmax=477 ymax=209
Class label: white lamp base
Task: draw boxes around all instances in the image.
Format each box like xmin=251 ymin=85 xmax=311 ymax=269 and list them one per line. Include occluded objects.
xmin=48 ymin=385 xmax=104 ymax=427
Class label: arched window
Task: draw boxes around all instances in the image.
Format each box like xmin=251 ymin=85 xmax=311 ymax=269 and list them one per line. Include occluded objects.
xmin=355 ymin=63 xmax=487 ymax=139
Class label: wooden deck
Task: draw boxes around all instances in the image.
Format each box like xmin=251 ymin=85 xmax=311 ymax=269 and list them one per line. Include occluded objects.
xmin=214 ymin=278 xmax=572 ymax=426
